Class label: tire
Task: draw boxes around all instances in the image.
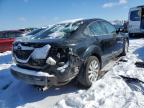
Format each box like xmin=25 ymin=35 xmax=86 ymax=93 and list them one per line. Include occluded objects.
xmin=129 ymin=33 xmax=136 ymax=38
xmin=121 ymin=40 xmax=128 ymax=56
xmin=78 ymin=56 xmax=101 ymax=88
xmin=128 ymin=33 xmax=132 ymax=38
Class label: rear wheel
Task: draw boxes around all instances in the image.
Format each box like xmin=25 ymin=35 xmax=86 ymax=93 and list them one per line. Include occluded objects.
xmin=78 ymin=56 xmax=101 ymax=88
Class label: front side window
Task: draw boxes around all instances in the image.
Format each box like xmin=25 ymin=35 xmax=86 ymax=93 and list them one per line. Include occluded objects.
xmin=130 ymin=10 xmax=141 ymax=21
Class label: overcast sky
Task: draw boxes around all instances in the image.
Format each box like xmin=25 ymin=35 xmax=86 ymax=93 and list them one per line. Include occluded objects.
xmin=0 ymin=0 xmax=143 ymax=30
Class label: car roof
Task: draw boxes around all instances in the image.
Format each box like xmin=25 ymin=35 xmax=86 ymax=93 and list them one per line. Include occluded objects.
xmin=81 ymin=18 xmax=106 ymax=23
xmin=58 ymin=18 xmax=107 ymax=25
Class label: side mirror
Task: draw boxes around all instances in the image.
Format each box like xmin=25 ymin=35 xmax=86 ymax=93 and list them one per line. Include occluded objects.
xmin=116 ymin=28 xmax=120 ymax=34
xmin=116 ymin=28 xmax=124 ymax=34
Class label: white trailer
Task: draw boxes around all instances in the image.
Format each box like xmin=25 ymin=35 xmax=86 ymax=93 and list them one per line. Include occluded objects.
xmin=128 ymin=5 xmax=144 ymax=37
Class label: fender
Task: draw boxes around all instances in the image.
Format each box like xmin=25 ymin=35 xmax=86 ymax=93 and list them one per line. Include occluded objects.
xmin=125 ymin=35 xmax=129 ymax=45
xmin=77 ymin=45 xmax=103 ymax=81
xmin=82 ymin=45 xmax=102 ymax=61
xmin=121 ymin=33 xmax=129 ymax=45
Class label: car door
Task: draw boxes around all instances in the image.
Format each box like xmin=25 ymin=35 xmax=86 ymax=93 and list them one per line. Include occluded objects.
xmin=85 ymin=21 xmax=115 ymax=62
xmin=100 ymin=21 xmax=123 ymax=56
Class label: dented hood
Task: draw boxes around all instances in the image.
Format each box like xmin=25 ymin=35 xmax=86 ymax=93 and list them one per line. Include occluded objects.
xmin=14 ymin=35 xmax=78 ymax=47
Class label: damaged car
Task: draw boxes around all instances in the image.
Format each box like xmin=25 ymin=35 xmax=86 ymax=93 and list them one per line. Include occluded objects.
xmin=11 ymin=18 xmax=129 ymax=88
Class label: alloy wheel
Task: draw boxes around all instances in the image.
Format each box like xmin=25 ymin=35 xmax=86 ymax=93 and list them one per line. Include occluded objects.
xmin=88 ymin=59 xmax=99 ymax=83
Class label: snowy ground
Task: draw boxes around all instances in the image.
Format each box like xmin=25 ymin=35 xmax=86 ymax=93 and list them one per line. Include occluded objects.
xmin=0 ymin=38 xmax=144 ymax=108
xmin=0 ymin=52 xmax=79 ymax=108
xmin=55 ymin=38 xmax=144 ymax=108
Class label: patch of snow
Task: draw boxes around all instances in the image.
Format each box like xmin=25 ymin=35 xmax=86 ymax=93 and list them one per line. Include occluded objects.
xmin=0 ymin=51 xmax=14 ymax=93
xmin=0 ymin=64 xmax=11 ymax=71
xmin=0 ymin=51 xmax=12 ymax=70
xmin=56 ymin=75 xmax=144 ymax=108
xmin=60 ymin=18 xmax=83 ymax=24
xmin=0 ymin=51 xmax=11 ymax=56
xmin=48 ymin=31 xmax=65 ymax=39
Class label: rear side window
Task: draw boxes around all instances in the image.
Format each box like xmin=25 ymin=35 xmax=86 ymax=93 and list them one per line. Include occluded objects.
xmin=130 ymin=10 xmax=141 ymax=21
xmin=84 ymin=21 xmax=107 ymax=36
xmin=100 ymin=21 xmax=116 ymax=35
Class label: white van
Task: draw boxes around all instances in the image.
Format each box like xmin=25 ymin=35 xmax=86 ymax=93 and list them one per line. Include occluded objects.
xmin=128 ymin=5 xmax=144 ymax=37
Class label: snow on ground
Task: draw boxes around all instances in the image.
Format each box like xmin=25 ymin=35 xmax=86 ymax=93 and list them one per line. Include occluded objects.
xmin=0 ymin=38 xmax=144 ymax=108
xmin=0 ymin=51 xmax=79 ymax=108
xmin=55 ymin=38 xmax=144 ymax=108
xmin=0 ymin=51 xmax=13 ymax=92
xmin=0 ymin=51 xmax=12 ymax=70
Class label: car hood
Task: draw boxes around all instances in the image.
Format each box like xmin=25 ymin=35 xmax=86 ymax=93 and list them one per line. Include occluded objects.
xmin=14 ymin=35 xmax=79 ymax=47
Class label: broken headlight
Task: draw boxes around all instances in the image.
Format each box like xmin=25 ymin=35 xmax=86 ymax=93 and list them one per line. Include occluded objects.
xmin=47 ymin=47 xmax=69 ymax=66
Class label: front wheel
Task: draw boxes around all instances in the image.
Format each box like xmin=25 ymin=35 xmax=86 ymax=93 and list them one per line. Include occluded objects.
xmin=121 ymin=40 xmax=128 ymax=56
xmin=78 ymin=56 xmax=101 ymax=88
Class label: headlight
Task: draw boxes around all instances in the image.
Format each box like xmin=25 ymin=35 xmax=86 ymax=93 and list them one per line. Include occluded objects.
xmin=31 ymin=44 xmax=51 ymax=59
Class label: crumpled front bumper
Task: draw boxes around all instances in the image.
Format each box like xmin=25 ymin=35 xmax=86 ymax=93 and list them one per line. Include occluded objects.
xmin=11 ymin=45 xmax=83 ymax=86
xmin=11 ymin=65 xmax=58 ymax=86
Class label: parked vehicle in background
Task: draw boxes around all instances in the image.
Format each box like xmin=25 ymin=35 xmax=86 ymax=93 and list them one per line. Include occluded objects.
xmin=114 ymin=24 xmax=125 ymax=32
xmin=0 ymin=28 xmax=45 ymax=52
xmin=0 ymin=28 xmax=35 ymax=52
xmin=11 ymin=18 xmax=129 ymax=89
xmin=111 ymin=20 xmax=128 ymax=33
xmin=123 ymin=21 xmax=128 ymax=33
xmin=0 ymin=30 xmax=24 ymax=52
xmin=0 ymin=38 xmax=14 ymax=52
xmin=128 ymin=5 xmax=144 ymax=37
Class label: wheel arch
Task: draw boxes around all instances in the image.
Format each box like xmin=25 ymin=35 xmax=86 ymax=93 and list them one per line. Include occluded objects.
xmin=126 ymin=37 xmax=129 ymax=45
xmin=82 ymin=45 xmax=102 ymax=68
xmin=91 ymin=53 xmax=102 ymax=69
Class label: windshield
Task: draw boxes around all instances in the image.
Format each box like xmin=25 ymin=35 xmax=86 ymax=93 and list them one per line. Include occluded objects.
xmin=31 ymin=21 xmax=83 ymax=39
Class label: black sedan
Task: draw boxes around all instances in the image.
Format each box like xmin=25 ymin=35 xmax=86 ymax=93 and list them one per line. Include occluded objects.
xmin=11 ymin=18 xmax=129 ymax=88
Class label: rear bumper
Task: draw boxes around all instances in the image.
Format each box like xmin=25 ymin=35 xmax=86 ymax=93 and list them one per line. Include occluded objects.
xmin=11 ymin=65 xmax=58 ymax=86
